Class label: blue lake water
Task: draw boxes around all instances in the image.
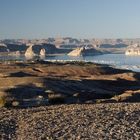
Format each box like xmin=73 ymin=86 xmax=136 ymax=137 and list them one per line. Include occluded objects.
xmin=1 ymin=54 xmax=140 ymax=72
xmin=46 ymin=54 xmax=140 ymax=72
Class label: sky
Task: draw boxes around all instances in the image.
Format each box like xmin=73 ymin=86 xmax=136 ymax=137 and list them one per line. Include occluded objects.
xmin=0 ymin=0 xmax=140 ymax=39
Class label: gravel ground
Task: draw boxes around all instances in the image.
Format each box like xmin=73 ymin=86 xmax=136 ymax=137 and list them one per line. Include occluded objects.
xmin=0 ymin=103 xmax=140 ymax=140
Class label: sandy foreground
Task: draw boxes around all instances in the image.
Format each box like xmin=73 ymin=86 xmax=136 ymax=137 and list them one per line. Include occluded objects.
xmin=0 ymin=103 xmax=140 ymax=139
xmin=1 ymin=60 xmax=140 ymax=105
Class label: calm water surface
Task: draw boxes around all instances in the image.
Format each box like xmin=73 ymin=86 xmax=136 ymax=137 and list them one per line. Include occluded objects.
xmin=46 ymin=54 xmax=140 ymax=72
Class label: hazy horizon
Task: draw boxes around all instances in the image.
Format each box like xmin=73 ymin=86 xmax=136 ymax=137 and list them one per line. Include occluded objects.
xmin=2 ymin=37 xmax=140 ymax=40
xmin=1 ymin=0 xmax=140 ymax=39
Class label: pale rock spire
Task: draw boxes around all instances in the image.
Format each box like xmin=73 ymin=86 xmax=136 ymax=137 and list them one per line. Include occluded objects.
xmin=40 ymin=48 xmax=46 ymax=59
xmin=25 ymin=44 xmax=36 ymax=60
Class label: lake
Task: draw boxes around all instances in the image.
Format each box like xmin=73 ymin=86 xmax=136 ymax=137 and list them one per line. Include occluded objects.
xmin=45 ymin=54 xmax=140 ymax=72
xmin=1 ymin=54 xmax=140 ymax=72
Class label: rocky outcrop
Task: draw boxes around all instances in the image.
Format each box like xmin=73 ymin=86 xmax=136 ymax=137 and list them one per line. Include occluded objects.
xmin=39 ymin=48 xmax=46 ymax=59
xmin=68 ymin=47 xmax=85 ymax=56
xmin=125 ymin=48 xmax=140 ymax=55
xmin=40 ymin=48 xmax=46 ymax=56
xmin=125 ymin=44 xmax=140 ymax=55
xmin=68 ymin=46 xmax=102 ymax=56
xmin=25 ymin=45 xmax=47 ymax=60
xmin=25 ymin=45 xmax=37 ymax=60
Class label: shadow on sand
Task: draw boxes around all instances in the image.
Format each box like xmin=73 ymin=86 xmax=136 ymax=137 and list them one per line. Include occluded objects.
xmin=4 ymin=74 xmax=140 ymax=108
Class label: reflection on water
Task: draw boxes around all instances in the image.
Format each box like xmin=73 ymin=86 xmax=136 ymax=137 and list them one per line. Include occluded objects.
xmin=1 ymin=54 xmax=140 ymax=72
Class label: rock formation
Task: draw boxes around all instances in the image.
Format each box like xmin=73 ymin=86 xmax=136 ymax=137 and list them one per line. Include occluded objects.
xmin=40 ymin=48 xmax=46 ymax=56
xmin=40 ymin=48 xmax=46 ymax=59
xmin=68 ymin=46 xmax=102 ymax=56
xmin=125 ymin=44 xmax=140 ymax=55
xmin=68 ymin=47 xmax=85 ymax=56
xmin=25 ymin=45 xmax=36 ymax=60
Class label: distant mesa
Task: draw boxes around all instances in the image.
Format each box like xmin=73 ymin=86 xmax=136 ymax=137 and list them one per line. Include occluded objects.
xmin=1 ymin=38 xmax=138 ymax=58
xmin=125 ymin=44 xmax=140 ymax=55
